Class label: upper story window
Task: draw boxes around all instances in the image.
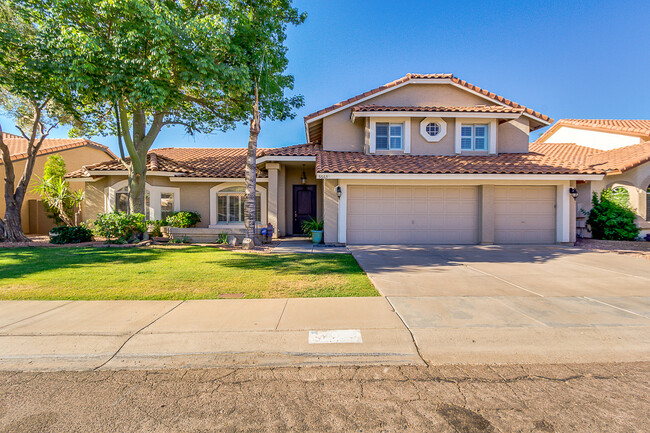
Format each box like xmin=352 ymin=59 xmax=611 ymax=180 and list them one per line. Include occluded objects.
xmin=460 ymin=124 xmax=488 ymax=151
xmin=376 ymin=122 xmax=403 ymax=150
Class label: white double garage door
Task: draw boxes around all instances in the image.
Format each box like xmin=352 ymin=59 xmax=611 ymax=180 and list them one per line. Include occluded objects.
xmin=347 ymin=185 xmax=556 ymax=245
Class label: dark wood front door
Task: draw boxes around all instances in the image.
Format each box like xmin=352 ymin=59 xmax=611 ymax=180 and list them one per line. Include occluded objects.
xmin=293 ymin=185 xmax=317 ymax=235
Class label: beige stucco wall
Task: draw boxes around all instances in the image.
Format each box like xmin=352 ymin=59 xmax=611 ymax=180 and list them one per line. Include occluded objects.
xmin=83 ymin=174 xmax=270 ymax=230
xmin=578 ymin=162 xmax=650 ymax=236
xmin=0 ymin=146 xmax=114 ymax=233
xmin=497 ymin=118 xmax=530 ymax=153
xmin=320 ymin=83 xmax=531 ymax=155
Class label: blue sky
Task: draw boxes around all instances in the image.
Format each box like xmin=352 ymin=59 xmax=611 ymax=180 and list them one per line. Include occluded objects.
xmin=3 ymin=0 xmax=649 ymax=154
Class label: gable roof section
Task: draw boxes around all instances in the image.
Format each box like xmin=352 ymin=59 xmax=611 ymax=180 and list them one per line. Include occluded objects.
xmin=537 ymin=119 xmax=650 ymax=143
xmin=1 ymin=134 xmax=116 ymax=162
xmin=304 ymin=73 xmax=553 ymax=142
xmin=351 ymin=105 xmax=523 ymax=114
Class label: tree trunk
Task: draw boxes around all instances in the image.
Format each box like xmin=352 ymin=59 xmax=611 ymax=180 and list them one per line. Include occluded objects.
xmin=1 ymin=119 xmax=44 ymax=243
xmin=128 ymin=157 xmax=147 ymax=216
xmin=244 ymin=85 xmax=261 ymax=239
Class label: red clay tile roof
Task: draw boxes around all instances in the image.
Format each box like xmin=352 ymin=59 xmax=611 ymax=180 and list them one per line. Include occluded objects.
xmin=351 ymin=105 xmax=524 ymax=114
xmin=585 ymin=140 xmax=650 ymax=173
xmin=262 ymin=143 xmax=321 ymax=157
xmin=67 ymin=148 xmax=268 ymax=179
xmin=316 ymin=150 xmax=603 ymax=176
xmin=304 ymin=73 xmax=553 ymax=126
xmin=559 ymin=119 xmax=650 ymax=136
xmin=529 ymin=142 xmax=604 ymax=164
xmin=537 ymin=119 xmax=650 ymax=143
xmin=1 ymin=134 xmax=116 ymax=162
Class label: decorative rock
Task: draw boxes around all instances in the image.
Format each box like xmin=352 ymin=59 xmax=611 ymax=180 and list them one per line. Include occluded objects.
xmin=241 ymin=237 xmax=254 ymax=250
xmin=228 ymin=236 xmax=238 ymax=247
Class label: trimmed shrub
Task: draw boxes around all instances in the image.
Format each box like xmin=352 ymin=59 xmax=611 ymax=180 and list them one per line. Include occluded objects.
xmin=147 ymin=220 xmax=166 ymax=237
xmin=165 ymin=211 xmax=201 ymax=228
xmin=93 ymin=212 xmax=147 ymax=243
xmin=49 ymin=226 xmax=93 ymax=244
xmin=587 ymin=189 xmax=640 ymax=240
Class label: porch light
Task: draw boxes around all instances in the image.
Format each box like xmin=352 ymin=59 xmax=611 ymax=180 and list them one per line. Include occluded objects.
xmin=335 ymin=185 xmax=342 ymax=199
xmin=301 ymin=165 xmax=307 ymax=184
xmin=569 ymin=187 xmax=578 ymax=199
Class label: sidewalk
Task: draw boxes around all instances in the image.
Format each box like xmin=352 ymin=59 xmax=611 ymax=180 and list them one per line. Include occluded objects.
xmin=0 ymin=298 xmax=421 ymax=371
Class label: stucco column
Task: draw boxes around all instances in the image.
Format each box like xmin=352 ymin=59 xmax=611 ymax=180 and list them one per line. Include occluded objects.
xmin=479 ymin=185 xmax=495 ymax=244
xmin=323 ymin=179 xmax=340 ymax=243
xmin=266 ymin=163 xmax=280 ymax=238
xmin=570 ymin=180 xmax=577 ymax=243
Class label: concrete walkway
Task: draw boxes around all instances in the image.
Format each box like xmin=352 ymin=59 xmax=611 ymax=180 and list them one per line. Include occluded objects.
xmin=351 ymin=245 xmax=650 ymax=365
xmin=271 ymin=238 xmax=350 ymax=254
xmin=0 ymin=298 xmax=421 ymax=371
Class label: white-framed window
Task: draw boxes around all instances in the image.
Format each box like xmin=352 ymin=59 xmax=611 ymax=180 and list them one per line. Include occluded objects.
xmin=216 ymin=186 xmax=261 ymax=224
xmin=105 ymin=180 xmax=180 ymax=220
xmin=376 ymin=122 xmax=403 ymax=150
xmin=460 ymin=124 xmax=489 ymax=151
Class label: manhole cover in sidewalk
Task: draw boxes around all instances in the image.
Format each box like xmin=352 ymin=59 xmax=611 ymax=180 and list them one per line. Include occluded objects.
xmin=217 ymin=293 xmax=246 ymax=299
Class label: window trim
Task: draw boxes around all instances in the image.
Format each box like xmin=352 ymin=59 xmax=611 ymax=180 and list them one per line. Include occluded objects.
xmin=454 ymin=118 xmax=497 ymax=154
xmin=105 ymin=180 xmax=180 ymax=220
xmin=209 ymin=183 xmax=267 ymax=228
xmin=368 ymin=117 xmax=411 ymax=154
xmin=419 ymin=117 xmax=447 ymax=142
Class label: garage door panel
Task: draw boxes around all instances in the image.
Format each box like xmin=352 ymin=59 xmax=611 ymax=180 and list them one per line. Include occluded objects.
xmin=495 ymin=186 xmax=556 ymax=244
xmin=347 ymin=186 xmax=479 ymax=245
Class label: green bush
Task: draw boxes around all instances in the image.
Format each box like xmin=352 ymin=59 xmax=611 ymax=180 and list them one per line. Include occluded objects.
xmin=587 ymin=189 xmax=640 ymax=240
xmin=49 ymin=226 xmax=93 ymax=244
xmin=165 ymin=211 xmax=201 ymax=228
xmin=217 ymin=232 xmax=229 ymax=244
xmin=147 ymin=220 xmax=166 ymax=237
xmin=93 ymin=212 xmax=147 ymax=243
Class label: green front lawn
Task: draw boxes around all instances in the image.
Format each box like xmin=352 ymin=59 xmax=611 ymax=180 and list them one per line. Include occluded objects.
xmin=0 ymin=246 xmax=378 ymax=300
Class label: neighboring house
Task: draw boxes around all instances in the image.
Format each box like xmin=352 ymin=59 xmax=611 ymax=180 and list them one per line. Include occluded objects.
xmin=536 ymin=119 xmax=650 ymax=237
xmin=1 ymin=132 xmax=116 ymax=234
xmin=70 ymin=74 xmax=647 ymax=244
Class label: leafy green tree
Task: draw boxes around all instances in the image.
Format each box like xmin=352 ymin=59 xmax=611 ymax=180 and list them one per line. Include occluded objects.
xmin=35 ymin=154 xmax=75 ymax=224
xmin=231 ymin=0 xmax=306 ymax=240
xmin=587 ymin=188 xmax=640 ymax=240
xmin=33 ymin=0 xmax=253 ymax=215
xmin=33 ymin=173 xmax=84 ymax=227
xmin=0 ymin=2 xmax=78 ymax=242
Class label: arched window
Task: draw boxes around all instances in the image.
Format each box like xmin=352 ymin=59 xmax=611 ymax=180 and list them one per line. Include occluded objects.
xmin=610 ymin=186 xmax=631 ymax=209
xmin=217 ymin=186 xmax=261 ymax=223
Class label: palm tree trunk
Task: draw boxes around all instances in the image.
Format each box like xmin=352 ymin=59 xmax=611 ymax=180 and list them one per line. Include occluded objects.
xmin=244 ymin=84 xmax=261 ymax=239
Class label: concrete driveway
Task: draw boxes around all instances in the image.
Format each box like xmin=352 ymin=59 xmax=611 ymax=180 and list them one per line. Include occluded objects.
xmin=351 ymin=245 xmax=650 ymax=364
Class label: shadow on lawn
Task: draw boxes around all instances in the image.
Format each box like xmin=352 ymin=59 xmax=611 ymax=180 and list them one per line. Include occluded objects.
xmin=214 ymin=252 xmax=366 ymax=276
xmin=0 ymin=247 xmax=162 ymax=281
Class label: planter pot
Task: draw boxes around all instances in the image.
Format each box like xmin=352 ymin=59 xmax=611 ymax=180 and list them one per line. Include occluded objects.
xmin=311 ymin=230 xmax=323 ymax=245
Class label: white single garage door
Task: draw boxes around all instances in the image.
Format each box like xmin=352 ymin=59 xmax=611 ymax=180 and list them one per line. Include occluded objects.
xmin=494 ymin=186 xmax=556 ymax=244
xmin=347 ymin=186 xmax=479 ymax=244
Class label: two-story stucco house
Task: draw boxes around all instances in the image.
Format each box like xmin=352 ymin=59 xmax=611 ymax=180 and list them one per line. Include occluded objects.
xmin=70 ymin=74 xmax=649 ymax=244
